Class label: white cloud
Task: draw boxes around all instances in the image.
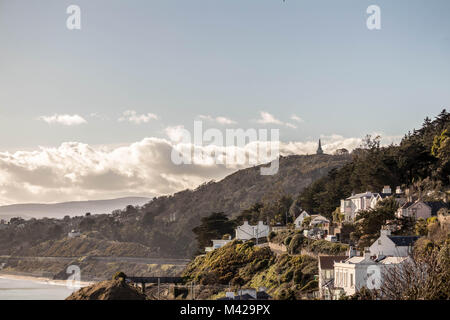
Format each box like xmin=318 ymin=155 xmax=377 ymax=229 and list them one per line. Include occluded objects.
xmin=165 ymin=125 xmax=188 ymax=143
xmin=256 ymin=111 xmax=283 ymax=125
xmin=0 ymin=133 xmax=401 ymax=205
xmin=290 ymin=114 xmax=304 ymax=123
xmin=256 ymin=111 xmax=297 ymax=129
xmin=118 ymin=110 xmax=158 ymax=124
xmin=198 ymin=115 xmax=237 ymax=125
xmin=38 ymin=114 xmax=87 ymax=126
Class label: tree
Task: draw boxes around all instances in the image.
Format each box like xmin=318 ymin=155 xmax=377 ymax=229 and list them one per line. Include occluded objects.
xmin=414 ymin=218 xmax=428 ymax=236
xmin=192 ymin=212 xmax=235 ymax=251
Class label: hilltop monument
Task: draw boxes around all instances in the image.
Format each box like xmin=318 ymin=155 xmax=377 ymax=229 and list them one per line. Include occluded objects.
xmin=316 ymin=139 xmax=324 ymax=155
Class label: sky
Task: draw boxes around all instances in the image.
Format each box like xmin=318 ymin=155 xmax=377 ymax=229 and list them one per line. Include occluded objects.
xmin=0 ymin=0 xmax=449 ymax=205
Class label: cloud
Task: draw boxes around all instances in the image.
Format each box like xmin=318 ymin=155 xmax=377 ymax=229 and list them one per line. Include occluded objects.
xmin=290 ymin=114 xmax=304 ymax=123
xmin=256 ymin=111 xmax=297 ymax=129
xmin=118 ymin=110 xmax=158 ymax=124
xmin=38 ymin=114 xmax=87 ymax=126
xmin=256 ymin=111 xmax=283 ymax=125
xmin=198 ymin=115 xmax=237 ymax=125
xmin=0 ymin=133 xmax=401 ymax=205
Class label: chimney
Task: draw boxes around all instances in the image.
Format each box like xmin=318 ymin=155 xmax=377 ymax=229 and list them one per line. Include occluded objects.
xmin=380 ymin=228 xmax=391 ymax=237
xmin=348 ymin=246 xmax=356 ymax=258
xmin=363 ymin=247 xmax=371 ymax=260
xmin=382 ymin=186 xmax=392 ymax=194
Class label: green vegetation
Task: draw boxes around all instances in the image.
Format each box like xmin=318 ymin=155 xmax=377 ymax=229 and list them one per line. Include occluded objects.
xmin=298 ymin=110 xmax=450 ymax=218
xmin=182 ymin=240 xmax=318 ymax=299
xmin=192 ymin=212 xmax=235 ymax=252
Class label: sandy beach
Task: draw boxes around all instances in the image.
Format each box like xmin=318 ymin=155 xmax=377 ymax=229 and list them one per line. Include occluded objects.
xmin=0 ymin=272 xmax=94 ymax=288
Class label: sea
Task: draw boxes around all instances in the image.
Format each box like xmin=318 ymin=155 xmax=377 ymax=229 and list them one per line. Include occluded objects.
xmin=0 ymin=276 xmax=79 ymax=300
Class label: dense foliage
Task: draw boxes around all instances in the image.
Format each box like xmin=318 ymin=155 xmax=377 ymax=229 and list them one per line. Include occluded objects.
xmin=298 ymin=110 xmax=450 ymax=217
xmin=182 ymin=240 xmax=318 ymax=299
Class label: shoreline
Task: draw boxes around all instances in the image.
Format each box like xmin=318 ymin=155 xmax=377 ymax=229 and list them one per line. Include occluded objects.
xmin=0 ymin=272 xmax=95 ymax=288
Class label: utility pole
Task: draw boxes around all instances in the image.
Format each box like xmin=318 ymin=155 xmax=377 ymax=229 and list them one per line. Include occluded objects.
xmin=157 ymin=277 xmax=160 ymax=300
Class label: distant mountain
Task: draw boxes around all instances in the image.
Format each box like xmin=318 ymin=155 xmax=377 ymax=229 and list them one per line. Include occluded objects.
xmin=0 ymin=197 xmax=151 ymax=220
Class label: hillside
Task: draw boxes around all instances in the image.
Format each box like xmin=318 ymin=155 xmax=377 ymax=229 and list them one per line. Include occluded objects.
xmin=0 ymin=154 xmax=349 ymax=260
xmin=182 ymin=240 xmax=318 ymax=300
xmin=0 ymin=197 xmax=151 ymax=220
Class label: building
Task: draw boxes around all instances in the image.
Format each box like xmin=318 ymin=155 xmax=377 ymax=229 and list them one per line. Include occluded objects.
xmin=369 ymin=229 xmax=419 ymax=257
xmin=309 ymin=215 xmax=329 ymax=226
xmin=340 ymin=186 xmax=407 ymax=222
xmin=218 ymin=287 xmax=272 ymax=300
xmin=370 ymin=186 xmax=406 ymax=209
xmin=205 ymin=239 xmax=232 ymax=252
xmin=340 ymin=192 xmax=374 ymax=222
xmin=334 ymin=249 xmax=410 ymax=297
xmin=68 ymin=229 xmax=81 ymax=238
xmin=235 ymin=221 xmax=270 ymax=241
xmin=396 ymin=200 xmax=448 ymax=220
xmin=316 ymin=139 xmax=324 ymax=155
xmin=318 ymin=255 xmax=348 ymax=300
xmin=294 ymin=210 xmax=310 ymax=229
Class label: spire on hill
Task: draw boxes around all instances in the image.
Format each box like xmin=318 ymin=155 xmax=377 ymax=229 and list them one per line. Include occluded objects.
xmin=316 ymin=139 xmax=324 ymax=155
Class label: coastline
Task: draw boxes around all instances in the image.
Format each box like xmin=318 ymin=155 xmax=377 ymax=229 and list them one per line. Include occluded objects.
xmin=0 ymin=272 xmax=95 ymax=288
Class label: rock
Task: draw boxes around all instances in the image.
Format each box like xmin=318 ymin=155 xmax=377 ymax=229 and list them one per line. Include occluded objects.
xmin=66 ymin=279 xmax=146 ymax=300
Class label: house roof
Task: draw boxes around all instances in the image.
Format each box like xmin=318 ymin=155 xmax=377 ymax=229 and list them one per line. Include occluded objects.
xmin=319 ymin=255 xmax=348 ymax=270
xmin=347 ymin=192 xmax=373 ymax=200
xmin=401 ymin=201 xmax=447 ymax=216
xmin=387 ymin=235 xmax=419 ymax=247
xmin=378 ymin=256 xmax=409 ymax=265
xmin=400 ymin=201 xmax=414 ymax=209
xmin=424 ymin=201 xmax=448 ymax=216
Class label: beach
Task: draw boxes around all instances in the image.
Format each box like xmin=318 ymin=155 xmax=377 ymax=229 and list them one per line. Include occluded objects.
xmin=0 ymin=273 xmax=94 ymax=300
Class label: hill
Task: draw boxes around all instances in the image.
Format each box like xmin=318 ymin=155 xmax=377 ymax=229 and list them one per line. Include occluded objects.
xmin=182 ymin=240 xmax=318 ymax=300
xmin=0 ymin=197 xmax=151 ymax=220
xmin=0 ymin=154 xmax=349 ymax=260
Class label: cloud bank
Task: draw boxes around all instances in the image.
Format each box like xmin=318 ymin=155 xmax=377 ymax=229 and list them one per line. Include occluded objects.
xmin=0 ymin=134 xmax=401 ymax=205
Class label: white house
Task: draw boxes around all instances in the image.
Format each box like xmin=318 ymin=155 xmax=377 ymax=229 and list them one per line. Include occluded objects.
xmin=205 ymin=239 xmax=232 ymax=252
xmin=318 ymin=255 xmax=348 ymax=300
xmin=68 ymin=229 xmax=81 ymax=238
xmin=334 ymin=249 xmax=410 ymax=297
xmin=369 ymin=229 xmax=419 ymax=257
xmin=235 ymin=221 xmax=270 ymax=241
xmin=334 ymin=249 xmax=377 ymax=296
xmin=340 ymin=186 xmax=408 ymax=222
xmin=294 ymin=211 xmax=310 ymax=229
xmin=340 ymin=192 xmax=374 ymax=222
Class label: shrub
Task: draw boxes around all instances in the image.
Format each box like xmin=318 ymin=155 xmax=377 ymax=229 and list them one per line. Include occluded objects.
xmin=112 ymin=271 xmax=127 ymax=281
xmin=268 ymin=231 xmax=276 ymax=242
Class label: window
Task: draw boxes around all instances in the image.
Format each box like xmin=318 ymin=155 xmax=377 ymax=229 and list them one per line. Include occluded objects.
xmin=378 ymin=240 xmax=381 ymax=245
xmin=350 ymin=274 xmax=354 ymax=287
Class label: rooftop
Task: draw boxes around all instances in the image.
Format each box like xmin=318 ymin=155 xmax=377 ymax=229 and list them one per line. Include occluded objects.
xmin=387 ymin=235 xmax=419 ymax=247
xmin=319 ymin=255 xmax=348 ymax=270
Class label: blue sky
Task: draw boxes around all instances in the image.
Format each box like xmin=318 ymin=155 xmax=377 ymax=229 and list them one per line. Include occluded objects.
xmin=0 ymin=0 xmax=449 ymax=203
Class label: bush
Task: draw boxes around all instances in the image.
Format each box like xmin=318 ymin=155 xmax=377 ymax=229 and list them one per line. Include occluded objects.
xmin=268 ymin=231 xmax=276 ymax=242
xmin=112 ymin=271 xmax=127 ymax=281
xmin=284 ymin=236 xmax=292 ymax=246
